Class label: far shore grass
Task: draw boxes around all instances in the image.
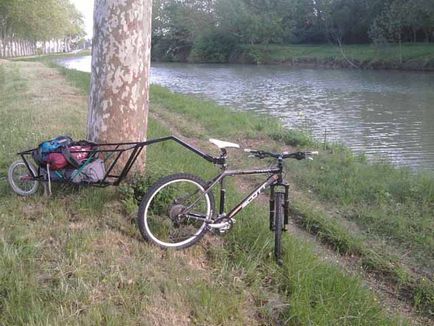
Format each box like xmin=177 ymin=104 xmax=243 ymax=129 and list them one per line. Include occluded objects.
xmin=1 ymin=56 xmax=433 ymax=323
xmin=228 ymin=43 xmax=434 ymax=71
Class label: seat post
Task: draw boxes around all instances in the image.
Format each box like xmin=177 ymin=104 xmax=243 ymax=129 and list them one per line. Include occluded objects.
xmin=219 ymin=148 xmax=227 ymax=168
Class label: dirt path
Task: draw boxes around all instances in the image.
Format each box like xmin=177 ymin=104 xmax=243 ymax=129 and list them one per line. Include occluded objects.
xmin=150 ymin=105 xmax=432 ymax=325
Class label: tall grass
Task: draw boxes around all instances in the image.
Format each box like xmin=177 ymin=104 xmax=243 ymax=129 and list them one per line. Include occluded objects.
xmin=0 ymin=58 xmax=408 ymax=324
xmin=0 ymin=61 xmax=257 ymax=325
xmin=131 ymin=73 xmax=434 ymax=316
xmin=143 ymin=123 xmax=399 ymax=325
xmin=290 ymin=150 xmax=434 ymax=267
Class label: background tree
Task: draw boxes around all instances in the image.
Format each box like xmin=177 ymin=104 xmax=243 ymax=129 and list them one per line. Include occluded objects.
xmin=150 ymin=0 xmax=434 ymax=62
xmin=88 ymin=0 xmax=153 ymax=173
xmin=0 ymin=0 xmax=84 ymax=58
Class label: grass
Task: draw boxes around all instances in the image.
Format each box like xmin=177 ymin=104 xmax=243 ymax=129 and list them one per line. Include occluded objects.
xmin=0 ymin=59 xmax=410 ymax=324
xmin=0 ymin=61 xmax=258 ymax=325
xmin=237 ymin=43 xmax=434 ymax=70
xmin=129 ymin=77 xmax=434 ymax=316
xmin=290 ymin=151 xmax=434 ymax=267
xmin=46 ymin=61 xmax=434 ymax=315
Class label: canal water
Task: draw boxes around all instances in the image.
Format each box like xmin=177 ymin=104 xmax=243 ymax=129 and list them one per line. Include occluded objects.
xmin=59 ymin=56 xmax=434 ymax=171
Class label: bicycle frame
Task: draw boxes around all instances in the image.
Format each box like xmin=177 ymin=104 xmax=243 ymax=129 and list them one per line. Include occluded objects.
xmin=194 ymin=164 xmax=291 ymax=264
xmin=202 ymin=165 xmax=289 ymax=229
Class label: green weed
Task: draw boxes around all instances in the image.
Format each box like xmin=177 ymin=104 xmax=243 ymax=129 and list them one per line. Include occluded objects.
xmin=0 ymin=58 xmax=416 ymax=324
xmin=291 ymin=149 xmax=434 ymax=269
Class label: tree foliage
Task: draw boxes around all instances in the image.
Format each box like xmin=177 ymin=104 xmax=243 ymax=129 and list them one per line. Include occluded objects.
xmin=0 ymin=0 xmax=84 ymax=57
xmin=152 ymin=0 xmax=434 ymax=62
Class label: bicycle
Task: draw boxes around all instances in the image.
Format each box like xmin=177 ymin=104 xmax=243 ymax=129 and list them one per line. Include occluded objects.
xmin=137 ymin=138 xmax=317 ymax=264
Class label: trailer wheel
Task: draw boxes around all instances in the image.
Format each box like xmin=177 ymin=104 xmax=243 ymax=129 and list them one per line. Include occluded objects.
xmin=8 ymin=160 xmax=39 ymax=196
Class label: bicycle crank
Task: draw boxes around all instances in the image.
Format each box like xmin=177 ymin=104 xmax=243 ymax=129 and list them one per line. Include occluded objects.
xmin=208 ymin=217 xmax=236 ymax=234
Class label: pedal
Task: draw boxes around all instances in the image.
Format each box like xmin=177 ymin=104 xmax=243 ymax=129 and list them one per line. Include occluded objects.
xmin=208 ymin=217 xmax=235 ymax=234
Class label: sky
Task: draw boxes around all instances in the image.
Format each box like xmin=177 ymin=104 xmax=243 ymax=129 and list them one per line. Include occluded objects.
xmin=71 ymin=0 xmax=95 ymax=38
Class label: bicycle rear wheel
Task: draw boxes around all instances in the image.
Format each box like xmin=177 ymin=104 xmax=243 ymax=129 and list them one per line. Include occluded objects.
xmin=274 ymin=192 xmax=284 ymax=265
xmin=137 ymin=173 xmax=215 ymax=249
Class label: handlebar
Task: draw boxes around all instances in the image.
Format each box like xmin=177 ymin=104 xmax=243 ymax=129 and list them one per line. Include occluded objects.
xmin=244 ymin=149 xmax=318 ymax=160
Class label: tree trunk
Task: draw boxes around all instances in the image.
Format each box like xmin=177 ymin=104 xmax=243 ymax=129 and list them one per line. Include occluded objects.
xmin=3 ymin=38 xmax=7 ymax=57
xmin=11 ymin=39 xmax=16 ymax=57
xmin=88 ymin=0 xmax=152 ymax=174
xmin=7 ymin=38 xmax=11 ymax=57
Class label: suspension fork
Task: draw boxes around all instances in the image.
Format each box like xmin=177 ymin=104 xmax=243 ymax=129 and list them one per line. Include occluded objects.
xmin=269 ymin=185 xmax=275 ymax=231
xmin=269 ymin=183 xmax=289 ymax=231
xmin=283 ymin=184 xmax=289 ymax=231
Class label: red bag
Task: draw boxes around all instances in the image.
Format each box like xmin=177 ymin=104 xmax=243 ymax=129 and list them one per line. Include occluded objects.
xmin=46 ymin=153 xmax=68 ymax=170
xmin=68 ymin=146 xmax=92 ymax=163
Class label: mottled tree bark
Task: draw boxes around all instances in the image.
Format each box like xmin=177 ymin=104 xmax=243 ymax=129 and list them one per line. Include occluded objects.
xmin=88 ymin=0 xmax=152 ymax=174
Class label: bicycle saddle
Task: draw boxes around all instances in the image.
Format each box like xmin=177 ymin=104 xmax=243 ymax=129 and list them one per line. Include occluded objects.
xmin=209 ymin=138 xmax=240 ymax=149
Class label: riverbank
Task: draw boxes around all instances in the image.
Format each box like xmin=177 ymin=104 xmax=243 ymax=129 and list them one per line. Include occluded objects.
xmin=233 ymin=44 xmax=434 ymax=71
xmin=52 ymin=58 xmax=434 ymax=321
xmin=1 ymin=59 xmax=433 ymax=324
xmin=161 ymin=43 xmax=434 ymax=71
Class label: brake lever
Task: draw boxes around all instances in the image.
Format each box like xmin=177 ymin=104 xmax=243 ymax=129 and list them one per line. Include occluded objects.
xmin=245 ymin=148 xmax=256 ymax=158
xmin=305 ymin=151 xmax=319 ymax=161
xmin=245 ymin=148 xmax=265 ymax=159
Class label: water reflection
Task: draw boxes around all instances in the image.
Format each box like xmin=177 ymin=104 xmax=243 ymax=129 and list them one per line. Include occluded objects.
xmin=59 ymin=57 xmax=434 ymax=171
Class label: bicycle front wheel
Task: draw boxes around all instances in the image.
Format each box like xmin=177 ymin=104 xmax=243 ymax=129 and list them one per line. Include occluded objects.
xmin=137 ymin=173 xmax=215 ymax=249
